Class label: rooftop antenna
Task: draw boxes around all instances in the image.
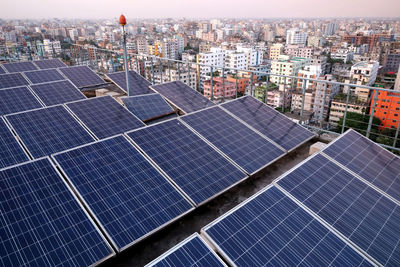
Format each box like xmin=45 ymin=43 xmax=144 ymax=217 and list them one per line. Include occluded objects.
xmin=120 ymin=14 xmax=132 ymax=96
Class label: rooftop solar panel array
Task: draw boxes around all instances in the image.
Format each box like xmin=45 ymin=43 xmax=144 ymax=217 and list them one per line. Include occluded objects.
xmin=59 ymin=66 xmax=105 ymax=88
xmin=277 ymin=153 xmax=400 ymax=266
xmin=181 ymin=106 xmax=285 ymax=174
xmin=53 ymin=135 xmax=193 ymax=251
xmin=126 ymin=119 xmax=247 ymax=205
xmin=23 ymin=69 xmax=65 ymax=84
xmin=66 ymin=96 xmax=145 ymax=139
xmin=0 ymin=86 xmax=43 ymax=116
xmin=33 ymin=58 xmax=67 ymax=69
xmin=0 ymin=118 xmax=29 ymax=169
xmin=203 ymin=185 xmax=373 ymax=267
xmin=30 ymin=80 xmax=86 ymax=106
xmin=0 ymin=73 xmax=29 ymax=89
xmin=5 ymin=105 xmax=95 ymax=158
xmin=151 ymin=81 xmax=215 ymax=113
xmin=0 ymin=158 xmax=114 ymax=266
xmin=2 ymin=61 xmax=38 ymax=73
xmin=146 ymin=234 xmax=227 ymax=267
xmin=122 ymin=93 xmax=175 ymax=121
xmin=323 ymin=129 xmax=400 ymax=203
xmin=106 ymin=70 xmax=152 ymax=95
xmin=221 ymin=96 xmax=315 ymax=151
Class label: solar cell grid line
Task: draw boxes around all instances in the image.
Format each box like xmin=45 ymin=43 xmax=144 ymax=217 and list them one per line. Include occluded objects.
xmin=0 ymin=72 xmax=30 ymax=89
xmin=321 ymin=129 xmax=400 ymax=204
xmin=65 ymin=96 xmax=145 ymax=140
xmin=5 ymin=105 xmax=95 ymax=158
xmin=121 ymin=93 xmax=176 ymax=122
xmin=59 ymin=66 xmax=106 ymax=88
xmin=150 ymin=81 xmax=216 ymax=114
xmin=23 ymin=68 xmax=65 ymax=84
xmin=30 ymin=80 xmax=86 ymax=106
xmin=220 ymin=96 xmax=316 ymax=152
xmin=202 ymin=185 xmax=375 ymax=267
xmin=145 ymin=233 xmax=227 ymax=267
xmin=2 ymin=61 xmax=38 ymax=73
xmin=0 ymin=157 xmax=115 ymax=266
xmin=0 ymin=117 xmax=30 ymax=169
xmin=0 ymin=86 xmax=43 ymax=116
xmin=106 ymin=70 xmax=152 ymax=95
xmin=33 ymin=58 xmax=67 ymax=69
xmin=180 ymin=106 xmax=286 ymax=175
xmin=52 ymin=135 xmax=194 ymax=252
xmin=126 ymin=119 xmax=248 ymax=206
xmin=276 ymin=153 xmax=400 ymax=266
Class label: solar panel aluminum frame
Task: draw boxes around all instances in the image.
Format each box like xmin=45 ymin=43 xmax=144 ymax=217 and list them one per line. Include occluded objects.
xmin=0 ymin=72 xmax=31 ymax=90
xmin=51 ymin=134 xmax=195 ymax=252
xmin=22 ymin=68 xmax=66 ymax=85
xmin=32 ymin=59 xmax=67 ymax=69
xmin=144 ymin=233 xmax=227 ymax=267
xmin=201 ymin=182 xmax=377 ymax=267
xmin=0 ymin=156 xmax=116 ymax=265
xmin=0 ymin=64 xmax=7 ymax=73
xmin=59 ymin=65 xmax=107 ymax=89
xmin=220 ymin=96 xmax=317 ymax=153
xmin=0 ymin=116 xmax=31 ymax=161
xmin=105 ymin=70 xmax=151 ymax=94
xmin=124 ymin=117 xmax=249 ymax=207
xmin=178 ymin=105 xmax=287 ymax=176
xmin=0 ymin=85 xmax=46 ymax=110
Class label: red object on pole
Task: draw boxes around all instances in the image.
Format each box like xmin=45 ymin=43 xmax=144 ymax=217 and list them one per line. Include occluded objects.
xmin=119 ymin=14 xmax=126 ymax=26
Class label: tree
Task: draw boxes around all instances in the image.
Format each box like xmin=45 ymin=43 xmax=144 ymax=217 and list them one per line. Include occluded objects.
xmin=335 ymin=112 xmax=381 ymax=141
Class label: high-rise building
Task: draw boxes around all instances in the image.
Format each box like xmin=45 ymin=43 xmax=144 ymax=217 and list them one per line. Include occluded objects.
xmin=286 ymin=29 xmax=307 ymax=45
xmin=324 ymin=22 xmax=338 ymax=36
xmin=269 ymin=43 xmax=284 ymax=60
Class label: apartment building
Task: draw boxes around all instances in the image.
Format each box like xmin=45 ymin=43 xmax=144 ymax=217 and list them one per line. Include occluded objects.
xmin=286 ymin=29 xmax=307 ymax=45
xmin=153 ymin=68 xmax=197 ymax=89
xmin=269 ymin=43 xmax=284 ymax=60
xmin=285 ymin=44 xmax=314 ymax=58
xmin=270 ymin=56 xmax=311 ymax=85
xmin=329 ymin=94 xmax=368 ymax=125
xmin=371 ymin=89 xmax=400 ymax=130
xmin=203 ymin=77 xmax=236 ymax=99
xmin=312 ymin=75 xmax=340 ymax=122
xmin=349 ymin=61 xmax=379 ymax=101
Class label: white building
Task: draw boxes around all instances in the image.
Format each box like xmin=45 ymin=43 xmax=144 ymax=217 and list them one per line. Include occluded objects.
xmin=286 ymin=29 xmax=307 ymax=45
xmin=285 ymin=44 xmax=314 ymax=58
xmin=331 ymin=49 xmax=354 ymax=62
xmin=270 ymin=56 xmax=311 ymax=85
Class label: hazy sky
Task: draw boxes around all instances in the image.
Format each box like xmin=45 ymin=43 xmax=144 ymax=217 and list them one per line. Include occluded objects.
xmin=1 ymin=0 xmax=400 ymax=19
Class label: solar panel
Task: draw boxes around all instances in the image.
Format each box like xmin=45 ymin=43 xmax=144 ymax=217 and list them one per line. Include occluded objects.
xmin=221 ymin=96 xmax=315 ymax=151
xmin=66 ymin=96 xmax=145 ymax=139
xmin=0 ymin=65 xmax=6 ymax=74
xmin=106 ymin=70 xmax=152 ymax=95
xmin=53 ymin=135 xmax=193 ymax=251
xmin=145 ymin=233 xmax=227 ymax=267
xmin=5 ymin=105 xmax=95 ymax=158
xmin=23 ymin=69 xmax=65 ymax=84
xmin=126 ymin=119 xmax=247 ymax=205
xmin=322 ymin=129 xmax=400 ymax=203
xmin=122 ymin=93 xmax=175 ymax=121
xmin=0 ymin=86 xmax=43 ymax=116
xmin=277 ymin=153 xmax=400 ymax=266
xmin=0 ymin=117 xmax=29 ymax=168
xmin=0 ymin=73 xmax=30 ymax=89
xmin=203 ymin=185 xmax=373 ymax=267
xmin=151 ymin=81 xmax=215 ymax=114
xmin=33 ymin=58 xmax=67 ymax=69
xmin=2 ymin=61 xmax=38 ymax=73
xmin=0 ymin=158 xmax=114 ymax=266
xmin=181 ymin=106 xmax=285 ymax=174
xmin=59 ymin=66 xmax=105 ymax=88
xmin=30 ymin=80 xmax=86 ymax=106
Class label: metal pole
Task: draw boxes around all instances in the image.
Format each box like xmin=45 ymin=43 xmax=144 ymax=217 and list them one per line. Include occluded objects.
xmin=320 ymin=82 xmax=328 ymax=129
xmin=210 ymin=66 xmax=214 ymax=101
xmin=393 ymin=119 xmax=400 ymax=148
xmin=168 ymin=60 xmax=171 ymax=82
xmin=222 ymin=66 xmax=225 ymax=102
xmin=151 ymin=56 xmax=155 ymax=84
xmin=341 ymin=87 xmax=352 ymax=134
xmin=250 ymin=73 xmax=254 ymax=96
xmin=136 ymin=55 xmax=139 ymax=74
xmin=299 ymin=79 xmax=307 ymax=125
xmin=235 ymin=69 xmax=239 ymax=98
xmin=178 ymin=62 xmax=181 ymax=81
xmin=282 ymin=76 xmax=286 ymax=112
xmin=122 ymin=25 xmax=131 ymax=96
xmin=159 ymin=58 xmax=163 ymax=84
xmin=366 ymin=89 xmax=378 ymax=138
xmin=188 ymin=62 xmax=192 ymax=89
xmin=265 ymin=74 xmax=269 ymax=104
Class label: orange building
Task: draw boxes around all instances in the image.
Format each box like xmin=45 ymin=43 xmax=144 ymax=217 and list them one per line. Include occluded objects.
xmin=226 ymin=76 xmax=249 ymax=94
xmin=371 ymin=90 xmax=400 ymax=130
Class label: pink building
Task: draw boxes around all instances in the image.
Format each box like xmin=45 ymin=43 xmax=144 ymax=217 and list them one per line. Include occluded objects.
xmin=203 ymin=78 xmax=236 ymax=99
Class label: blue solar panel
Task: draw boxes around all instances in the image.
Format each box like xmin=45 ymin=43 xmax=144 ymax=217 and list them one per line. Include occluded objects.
xmin=0 ymin=66 xmax=5 ymax=74
xmin=66 ymin=96 xmax=145 ymax=139
xmin=181 ymin=106 xmax=285 ymax=174
xmin=0 ymin=118 xmax=29 ymax=168
xmin=0 ymin=73 xmax=30 ymax=89
xmin=203 ymin=185 xmax=373 ymax=266
xmin=151 ymin=81 xmax=215 ymax=113
xmin=146 ymin=234 xmax=226 ymax=267
xmin=0 ymin=86 xmax=43 ymax=116
xmin=277 ymin=153 xmax=400 ymax=266
xmin=122 ymin=93 xmax=175 ymax=121
xmin=2 ymin=61 xmax=38 ymax=73
xmin=23 ymin=69 xmax=65 ymax=84
xmin=0 ymin=158 xmax=114 ymax=266
xmin=59 ymin=66 xmax=105 ymax=88
xmin=221 ymin=96 xmax=315 ymax=151
xmin=107 ymin=70 xmax=152 ymax=95
xmin=53 ymin=135 xmax=193 ymax=251
xmin=33 ymin=59 xmax=67 ymax=69
xmin=323 ymin=129 xmax=400 ymax=203
xmin=126 ymin=119 xmax=247 ymax=205
xmin=5 ymin=105 xmax=95 ymax=158
xmin=30 ymin=80 xmax=86 ymax=106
